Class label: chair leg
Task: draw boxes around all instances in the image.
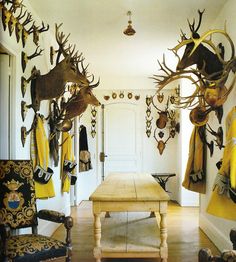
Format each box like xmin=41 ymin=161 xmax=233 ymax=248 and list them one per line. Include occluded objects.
xmin=66 ymin=256 xmax=71 ymax=262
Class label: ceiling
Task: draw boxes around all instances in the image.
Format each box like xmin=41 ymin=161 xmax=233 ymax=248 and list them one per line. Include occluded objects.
xmin=29 ymin=0 xmax=227 ymax=90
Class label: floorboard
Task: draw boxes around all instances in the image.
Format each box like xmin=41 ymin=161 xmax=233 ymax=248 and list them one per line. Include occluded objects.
xmin=52 ymin=201 xmax=219 ymax=262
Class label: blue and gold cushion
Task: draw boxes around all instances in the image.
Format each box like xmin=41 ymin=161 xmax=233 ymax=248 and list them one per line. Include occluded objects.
xmin=6 ymin=234 xmax=67 ymax=262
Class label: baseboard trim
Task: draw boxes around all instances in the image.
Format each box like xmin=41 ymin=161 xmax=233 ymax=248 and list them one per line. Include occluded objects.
xmin=179 ymin=200 xmax=199 ymax=207
xmin=199 ymin=214 xmax=232 ymax=251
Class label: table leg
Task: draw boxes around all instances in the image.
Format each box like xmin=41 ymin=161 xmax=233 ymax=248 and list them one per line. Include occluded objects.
xmin=105 ymin=211 xmax=111 ymax=218
xmin=160 ymin=212 xmax=168 ymax=262
xmin=149 ymin=211 xmax=155 ymax=217
xmin=93 ymin=212 xmax=102 ymax=262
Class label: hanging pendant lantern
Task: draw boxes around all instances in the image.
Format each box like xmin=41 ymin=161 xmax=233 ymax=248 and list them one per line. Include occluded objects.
xmin=123 ymin=11 xmax=136 ymax=36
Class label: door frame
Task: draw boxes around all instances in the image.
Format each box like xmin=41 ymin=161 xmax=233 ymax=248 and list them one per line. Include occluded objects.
xmin=0 ymin=44 xmax=15 ymax=159
xmin=100 ymin=101 xmax=143 ymax=180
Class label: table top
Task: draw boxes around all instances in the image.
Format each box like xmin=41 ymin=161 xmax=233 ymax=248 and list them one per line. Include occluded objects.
xmin=89 ymin=173 xmax=170 ymax=202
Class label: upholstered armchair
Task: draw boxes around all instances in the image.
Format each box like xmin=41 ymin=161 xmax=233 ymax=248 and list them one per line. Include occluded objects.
xmin=0 ymin=160 xmax=73 ymax=262
xmin=198 ymin=229 xmax=236 ymax=262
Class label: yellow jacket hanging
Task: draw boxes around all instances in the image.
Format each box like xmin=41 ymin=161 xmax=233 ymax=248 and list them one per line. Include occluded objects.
xmin=207 ymin=107 xmax=236 ymax=220
xmin=60 ymin=132 xmax=76 ymax=193
xmin=30 ymin=115 xmax=55 ymax=199
xmin=182 ymin=126 xmax=206 ymax=194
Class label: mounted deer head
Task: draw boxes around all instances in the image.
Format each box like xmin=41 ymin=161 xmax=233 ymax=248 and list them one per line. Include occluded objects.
xmin=55 ymin=85 xmax=101 ymax=123
xmin=14 ymin=6 xmax=26 ymax=42
xmin=24 ymin=23 xmax=94 ymax=113
xmin=21 ymin=11 xmax=32 ymax=47
xmin=2 ymin=5 xmax=13 ymax=31
xmin=5 ymin=0 xmax=22 ymax=35
xmin=21 ymin=46 xmax=43 ymax=72
xmin=152 ymin=96 xmax=170 ymax=129
xmin=176 ymin=10 xmax=224 ymax=79
xmin=47 ymin=85 xmax=100 ymax=165
xmin=173 ymin=10 xmax=236 ymax=85
xmin=32 ymin=21 xmax=49 ymax=46
xmin=154 ymin=127 xmax=172 ymax=155
xmin=152 ymin=9 xmax=236 ymax=131
xmin=206 ymin=124 xmax=224 ymax=150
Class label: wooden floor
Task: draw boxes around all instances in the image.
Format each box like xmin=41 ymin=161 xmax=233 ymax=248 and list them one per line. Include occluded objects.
xmin=52 ymin=201 xmax=219 ymax=262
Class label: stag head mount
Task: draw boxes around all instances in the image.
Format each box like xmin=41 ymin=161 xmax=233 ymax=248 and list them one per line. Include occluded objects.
xmin=20 ymin=22 xmax=100 ymax=147
xmin=152 ymin=9 xmax=236 ymax=131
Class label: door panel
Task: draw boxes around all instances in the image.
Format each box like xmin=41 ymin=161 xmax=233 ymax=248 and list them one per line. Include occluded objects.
xmin=104 ymin=103 xmax=141 ymax=177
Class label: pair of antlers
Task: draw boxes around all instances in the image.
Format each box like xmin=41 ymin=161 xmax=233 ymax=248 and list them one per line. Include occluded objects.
xmin=54 ymin=23 xmax=99 ymax=87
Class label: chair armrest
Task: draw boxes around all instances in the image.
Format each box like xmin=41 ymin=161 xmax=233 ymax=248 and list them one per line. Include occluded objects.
xmin=37 ymin=209 xmax=65 ymax=223
xmin=37 ymin=210 xmax=73 ymax=250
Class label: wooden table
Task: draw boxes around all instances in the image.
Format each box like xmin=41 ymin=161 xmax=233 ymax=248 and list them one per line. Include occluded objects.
xmin=89 ymin=173 xmax=170 ymax=262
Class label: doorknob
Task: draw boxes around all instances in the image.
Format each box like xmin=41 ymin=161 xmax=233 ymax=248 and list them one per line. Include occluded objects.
xmin=100 ymin=152 xmax=107 ymax=162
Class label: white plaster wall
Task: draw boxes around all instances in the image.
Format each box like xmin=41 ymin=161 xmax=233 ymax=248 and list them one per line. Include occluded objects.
xmin=0 ymin=0 xmax=71 ymax=236
xmin=178 ymin=79 xmax=199 ymax=206
xmin=199 ymin=0 xmax=236 ymax=251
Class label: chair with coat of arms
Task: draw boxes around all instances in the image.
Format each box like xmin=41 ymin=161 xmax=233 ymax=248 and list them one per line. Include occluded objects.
xmin=0 ymin=160 xmax=73 ymax=262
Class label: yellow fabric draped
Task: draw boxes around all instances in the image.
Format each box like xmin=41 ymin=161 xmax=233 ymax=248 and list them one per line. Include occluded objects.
xmin=30 ymin=115 xmax=55 ymax=199
xmin=207 ymin=107 xmax=236 ymax=220
xmin=60 ymin=132 xmax=75 ymax=193
xmin=182 ymin=126 xmax=206 ymax=194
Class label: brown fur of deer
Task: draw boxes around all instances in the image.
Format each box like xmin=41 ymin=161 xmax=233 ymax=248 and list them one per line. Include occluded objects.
xmin=153 ymin=10 xmax=236 ymax=112
xmin=48 ymin=87 xmax=100 ymax=166
xmin=62 ymin=86 xmax=101 ymax=120
xmin=175 ymin=10 xmax=236 ymax=84
xmin=27 ymin=56 xmax=89 ymax=112
xmin=176 ymin=10 xmax=224 ymax=78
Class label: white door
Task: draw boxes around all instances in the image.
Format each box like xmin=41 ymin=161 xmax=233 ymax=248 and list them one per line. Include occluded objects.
xmin=0 ymin=52 xmax=12 ymax=159
xmin=103 ymin=103 xmax=142 ymax=177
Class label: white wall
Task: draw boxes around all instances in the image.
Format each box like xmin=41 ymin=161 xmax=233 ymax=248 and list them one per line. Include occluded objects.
xmin=0 ymin=0 xmax=71 ymax=236
xmin=199 ymin=0 xmax=236 ymax=251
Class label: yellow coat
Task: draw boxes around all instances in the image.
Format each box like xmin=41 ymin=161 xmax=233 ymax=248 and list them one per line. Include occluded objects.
xmin=207 ymin=107 xmax=236 ymax=220
xmin=60 ymin=132 xmax=75 ymax=193
xmin=182 ymin=126 xmax=206 ymax=194
xmin=30 ymin=115 xmax=55 ymax=199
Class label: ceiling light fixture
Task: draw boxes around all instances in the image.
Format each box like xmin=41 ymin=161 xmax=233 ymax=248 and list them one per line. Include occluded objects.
xmin=123 ymin=11 xmax=136 ymax=36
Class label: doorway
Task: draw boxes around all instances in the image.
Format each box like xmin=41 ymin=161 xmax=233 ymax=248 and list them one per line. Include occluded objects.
xmin=102 ymin=103 xmax=142 ymax=178
xmin=0 ymin=48 xmax=13 ymax=159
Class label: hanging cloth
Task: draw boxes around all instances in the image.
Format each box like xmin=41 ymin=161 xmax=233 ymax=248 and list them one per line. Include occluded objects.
xmin=79 ymin=125 xmax=92 ymax=172
xmin=60 ymin=132 xmax=76 ymax=193
xmin=182 ymin=126 xmax=206 ymax=194
xmin=207 ymin=107 xmax=236 ymax=220
xmin=30 ymin=115 xmax=55 ymax=199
